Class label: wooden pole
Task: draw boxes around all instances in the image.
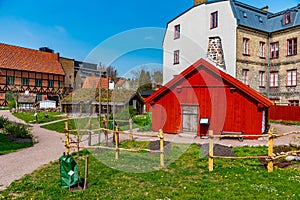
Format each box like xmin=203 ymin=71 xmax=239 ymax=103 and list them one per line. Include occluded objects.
xmin=98 ymin=122 xmax=101 ymax=145
xmin=88 ymin=119 xmax=92 ymax=146
xmin=104 ymin=117 xmax=108 ymax=146
xmin=65 ymin=122 xmax=70 ymax=155
xmin=208 ymin=130 xmax=214 ymax=172
xmin=115 ymin=126 xmax=119 ymax=160
xmin=267 ymin=129 xmax=274 ymax=172
xmin=83 ymin=155 xmax=89 ymax=190
xmin=129 ymin=118 xmax=133 ymax=141
xmin=159 ymin=129 xmax=164 ymax=168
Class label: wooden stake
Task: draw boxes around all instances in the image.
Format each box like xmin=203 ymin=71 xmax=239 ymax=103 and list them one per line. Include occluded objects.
xmin=159 ymin=129 xmax=164 ymax=168
xmin=65 ymin=122 xmax=70 ymax=155
xmin=267 ymin=129 xmax=274 ymax=172
xmin=208 ymin=130 xmax=214 ymax=172
xmin=129 ymin=118 xmax=133 ymax=141
xmin=88 ymin=119 xmax=92 ymax=146
xmin=115 ymin=126 xmax=119 ymax=160
xmin=83 ymin=155 xmax=89 ymax=190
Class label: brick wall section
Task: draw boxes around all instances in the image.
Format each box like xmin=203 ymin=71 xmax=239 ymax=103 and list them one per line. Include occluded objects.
xmin=236 ymin=27 xmax=300 ymax=104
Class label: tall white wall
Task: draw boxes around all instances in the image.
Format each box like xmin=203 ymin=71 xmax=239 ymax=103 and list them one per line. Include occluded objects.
xmin=163 ymin=1 xmax=237 ymax=84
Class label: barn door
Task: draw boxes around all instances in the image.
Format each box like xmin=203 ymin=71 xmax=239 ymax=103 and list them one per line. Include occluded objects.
xmin=182 ymin=105 xmax=198 ymax=133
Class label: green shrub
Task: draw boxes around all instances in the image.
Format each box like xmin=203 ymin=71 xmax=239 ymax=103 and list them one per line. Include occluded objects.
xmin=4 ymin=122 xmax=30 ymax=140
xmin=7 ymin=99 xmax=16 ymax=111
xmin=0 ymin=115 xmax=8 ymax=129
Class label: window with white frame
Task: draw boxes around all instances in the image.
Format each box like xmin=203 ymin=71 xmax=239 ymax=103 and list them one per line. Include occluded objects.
xmin=174 ymin=25 xmax=180 ymax=39
xmin=174 ymin=50 xmax=180 ymax=65
xmin=287 ymin=38 xmax=297 ymax=56
xmin=270 ymin=72 xmax=278 ymax=87
xmin=270 ymin=42 xmax=279 ymax=58
xmin=259 ymin=71 xmax=265 ymax=87
xmin=286 ymin=69 xmax=297 ymax=86
xmin=210 ymin=11 xmax=218 ymax=29
xmin=243 ymin=38 xmax=250 ymax=55
xmin=242 ymin=69 xmax=249 ymax=85
xmin=259 ymin=42 xmax=265 ymax=58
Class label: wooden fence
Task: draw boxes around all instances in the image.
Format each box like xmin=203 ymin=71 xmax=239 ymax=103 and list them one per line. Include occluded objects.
xmin=208 ymin=129 xmax=300 ymax=172
xmin=64 ymin=121 xmax=165 ymax=168
xmin=269 ymin=105 xmax=300 ymax=122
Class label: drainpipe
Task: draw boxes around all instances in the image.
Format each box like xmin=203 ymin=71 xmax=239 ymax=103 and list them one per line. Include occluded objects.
xmin=267 ymin=33 xmax=271 ymax=98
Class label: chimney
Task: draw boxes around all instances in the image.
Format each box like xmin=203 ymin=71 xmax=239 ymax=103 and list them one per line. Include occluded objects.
xmin=261 ymin=6 xmax=269 ymax=12
xmin=39 ymin=47 xmax=54 ymax=53
xmin=194 ymin=0 xmax=208 ymax=6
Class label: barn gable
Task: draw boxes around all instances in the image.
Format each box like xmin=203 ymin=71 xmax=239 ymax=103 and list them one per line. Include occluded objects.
xmin=145 ymin=58 xmax=273 ymax=136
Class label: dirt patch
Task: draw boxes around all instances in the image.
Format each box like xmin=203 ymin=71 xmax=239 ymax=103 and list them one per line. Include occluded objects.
xmin=198 ymin=143 xmax=236 ymax=157
xmin=149 ymin=140 xmax=171 ymax=155
xmin=258 ymin=145 xmax=300 ymax=169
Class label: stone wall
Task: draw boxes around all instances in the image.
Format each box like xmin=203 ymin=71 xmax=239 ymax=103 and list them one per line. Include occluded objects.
xmin=236 ymin=27 xmax=300 ymax=104
xmin=207 ymin=37 xmax=226 ymax=70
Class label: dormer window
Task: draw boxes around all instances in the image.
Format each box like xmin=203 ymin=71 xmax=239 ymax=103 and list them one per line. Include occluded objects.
xmin=284 ymin=12 xmax=292 ymax=24
xmin=258 ymin=16 xmax=263 ymax=23
xmin=243 ymin=11 xmax=247 ymax=18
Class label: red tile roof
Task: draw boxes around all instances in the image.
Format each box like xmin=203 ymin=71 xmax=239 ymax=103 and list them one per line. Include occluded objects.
xmin=145 ymin=58 xmax=273 ymax=107
xmin=0 ymin=43 xmax=65 ymax=75
xmin=82 ymin=76 xmax=109 ymax=89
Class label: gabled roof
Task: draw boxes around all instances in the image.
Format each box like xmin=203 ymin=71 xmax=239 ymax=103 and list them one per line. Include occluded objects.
xmin=82 ymin=76 xmax=109 ymax=89
xmin=145 ymin=58 xmax=273 ymax=108
xmin=231 ymin=0 xmax=300 ymax=32
xmin=0 ymin=43 xmax=65 ymax=75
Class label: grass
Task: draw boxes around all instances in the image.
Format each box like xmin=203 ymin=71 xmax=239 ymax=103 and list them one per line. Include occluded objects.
xmin=0 ymin=133 xmax=33 ymax=155
xmin=1 ymin=143 xmax=300 ymax=199
xmin=41 ymin=117 xmax=103 ymax=134
xmin=12 ymin=112 xmax=64 ymax=124
xmin=269 ymin=120 xmax=300 ymax=126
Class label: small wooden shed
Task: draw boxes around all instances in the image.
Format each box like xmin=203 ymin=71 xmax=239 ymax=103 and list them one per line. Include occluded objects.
xmin=145 ymin=59 xmax=273 ymax=136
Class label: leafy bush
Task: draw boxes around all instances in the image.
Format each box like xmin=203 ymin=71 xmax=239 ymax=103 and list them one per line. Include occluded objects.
xmin=0 ymin=115 xmax=8 ymax=129
xmin=7 ymin=99 xmax=16 ymax=111
xmin=4 ymin=122 xmax=30 ymax=140
xmin=115 ymin=106 xmax=138 ymax=120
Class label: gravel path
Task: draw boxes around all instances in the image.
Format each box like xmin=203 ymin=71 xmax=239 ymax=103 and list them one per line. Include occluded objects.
xmin=0 ymin=110 xmax=65 ymax=191
xmin=0 ymin=110 xmax=300 ymax=191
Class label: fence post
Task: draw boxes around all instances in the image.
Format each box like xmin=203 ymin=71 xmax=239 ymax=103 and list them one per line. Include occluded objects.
xmin=208 ymin=130 xmax=214 ymax=172
xmin=88 ymin=119 xmax=92 ymax=146
xmin=268 ymin=129 xmax=274 ymax=172
xmin=65 ymin=122 xmax=70 ymax=155
xmin=104 ymin=117 xmax=108 ymax=146
xmin=159 ymin=129 xmax=164 ymax=168
xmin=115 ymin=126 xmax=119 ymax=160
xmin=98 ymin=122 xmax=101 ymax=145
xmin=129 ymin=118 xmax=133 ymax=141
xmin=83 ymin=155 xmax=89 ymax=190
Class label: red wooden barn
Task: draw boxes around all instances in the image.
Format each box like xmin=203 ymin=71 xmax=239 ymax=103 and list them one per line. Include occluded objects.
xmin=145 ymin=59 xmax=274 ymax=136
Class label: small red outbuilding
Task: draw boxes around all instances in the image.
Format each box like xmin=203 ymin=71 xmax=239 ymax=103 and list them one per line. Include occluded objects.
xmin=145 ymin=59 xmax=273 ymax=136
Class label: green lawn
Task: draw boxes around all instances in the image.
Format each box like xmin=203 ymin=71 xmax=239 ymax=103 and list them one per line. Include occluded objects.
xmin=1 ymin=143 xmax=300 ymax=199
xmin=41 ymin=117 xmax=102 ymax=134
xmin=13 ymin=112 xmax=64 ymax=124
xmin=0 ymin=133 xmax=33 ymax=155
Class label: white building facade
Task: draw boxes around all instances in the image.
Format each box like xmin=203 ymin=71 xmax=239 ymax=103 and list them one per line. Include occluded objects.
xmin=163 ymin=0 xmax=237 ymax=84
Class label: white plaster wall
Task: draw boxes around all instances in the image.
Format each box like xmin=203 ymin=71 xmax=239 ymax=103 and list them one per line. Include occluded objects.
xmin=163 ymin=1 xmax=237 ymax=84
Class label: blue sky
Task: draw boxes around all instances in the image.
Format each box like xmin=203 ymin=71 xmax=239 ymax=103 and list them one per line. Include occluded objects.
xmin=1 ymin=0 xmax=299 ymax=76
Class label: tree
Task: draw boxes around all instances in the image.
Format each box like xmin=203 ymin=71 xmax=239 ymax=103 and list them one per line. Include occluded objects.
xmin=137 ymin=69 xmax=152 ymax=92
xmin=152 ymin=70 xmax=163 ymax=84
xmin=105 ymin=66 xmax=118 ymax=83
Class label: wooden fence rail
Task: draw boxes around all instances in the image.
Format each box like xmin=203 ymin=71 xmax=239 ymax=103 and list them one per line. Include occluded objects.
xmin=64 ymin=122 xmax=165 ymax=168
xmin=208 ymin=129 xmax=300 ymax=172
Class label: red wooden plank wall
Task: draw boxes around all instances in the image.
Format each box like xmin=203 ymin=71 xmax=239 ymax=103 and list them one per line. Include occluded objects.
xmin=269 ymin=105 xmax=300 ymax=122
